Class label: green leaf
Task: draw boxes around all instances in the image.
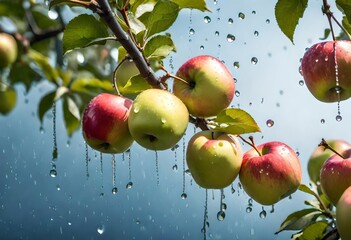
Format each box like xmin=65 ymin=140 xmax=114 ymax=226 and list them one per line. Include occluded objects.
xmin=119 ymin=74 xmax=151 ymax=94
xmin=9 ymin=61 xmax=41 ymax=92
xmin=144 ymin=34 xmax=176 ymax=59
xmin=291 ymin=221 xmax=329 ymax=240
xmin=31 ymin=7 xmax=60 ymax=30
xmin=38 ymin=91 xmax=56 ymax=123
xmin=63 ymin=96 xmax=81 ymax=137
xmin=49 ymin=0 xmax=89 ymax=9
xmin=63 ymin=14 xmax=110 ymax=54
xmin=275 ymin=208 xmax=323 ymax=234
xmin=55 ymin=86 xmax=70 ymax=101
xmin=337 ymin=0 xmax=351 ymax=23
xmin=28 ymin=50 xmax=60 ymax=84
xmin=342 ymin=16 xmax=351 ymax=37
xmin=299 ymin=184 xmax=319 ymax=198
xmin=146 ymin=0 xmax=180 ymax=38
xmin=275 ymin=0 xmax=308 ymax=43
xmin=70 ymin=78 xmax=114 ymax=95
xmin=320 ymin=28 xmax=331 ymax=40
xmin=210 ymin=108 xmax=261 ymax=135
xmin=171 ymin=0 xmax=209 ymax=11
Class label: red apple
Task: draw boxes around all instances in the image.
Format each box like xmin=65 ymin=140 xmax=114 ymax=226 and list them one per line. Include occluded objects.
xmin=320 ymin=149 xmax=351 ymax=205
xmin=173 ymin=55 xmax=235 ymax=118
xmin=239 ymin=141 xmax=302 ymax=205
xmin=300 ymin=40 xmax=351 ymax=102
xmin=82 ymin=93 xmax=134 ymax=153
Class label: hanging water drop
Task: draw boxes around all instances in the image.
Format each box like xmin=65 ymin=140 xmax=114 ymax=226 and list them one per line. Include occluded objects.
xmin=238 ymin=12 xmax=245 ymax=19
xmin=252 ymin=10 xmax=256 ymax=14
xmin=246 ymin=206 xmax=252 ymax=213
xmin=336 ymin=115 xmax=342 ymax=122
xmin=321 ymin=119 xmax=325 ymax=124
xmin=172 ymin=164 xmax=178 ymax=171
xmin=112 ymin=187 xmax=118 ymax=195
xmin=270 ymin=205 xmax=275 ymax=213
xmin=254 ymin=31 xmax=259 ymax=36
xmin=266 ymin=19 xmax=270 ymax=24
xmin=259 ymin=207 xmax=267 ymax=219
xmin=251 ymin=57 xmax=258 ymax=64
xmin=228 ymin=18 xmax=233 ymax=24
xmin=233 ymin=61 xmax=240 ymax=69
xmin=204 ymin=16 xmax=211 ymax=23
xmin=200 ymin=45 xmax=204 ymax=50
xmin=227 ymin=34 xmax=235 ymax=42
xmin=266 ymin=119 xmax=274 ymax=127
xmin=50 ymin=169 xmax=57 ymax=178
xmin=299 ymin=80 xmax=304 ymax=86
xmin=189 ymin=28 xmax=195 ymax=35
xmin=126 ymin=181 xmax=133 ymax=189
xmin=217 ymin=210 xmax=225 ymax=221
xmin=97 ymin=225 xmax=105 ymax=234
xmin=235 ymin=90 xmax=240 ymax=97
xmin=215 ymin=31 xmax=219 ymax=36
xmin=181 ymin=193 xmax=187 ymax=199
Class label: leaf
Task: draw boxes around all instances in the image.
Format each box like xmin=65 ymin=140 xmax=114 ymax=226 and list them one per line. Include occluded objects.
xmin=49 ymin=0 xmax=89 ymax=9
xmin=320 ymin=28 xmax=331 ymax=40
xmin=144 ymin=34 xmax=176 ymax=59
xmin=275 ymin=208 xmax=323 ymax=234
xmin=63 ymin=14 xmax=110 ymax=54
xmin=38 ymin=91 xmax=56 ymax=123
xmin=119 ymin=74 xmax=151 ymax=94
xmin=275 ymin=0 xmax=308 ymax=43
xmin=70 ymin=78 xmax=114 ymax=95
xmin=291 ymin=221 xmax=329 ymax=240
xmin=210 ymin=108 xmax=261 ymax=135
xmin=299 ymin=184 xmax=319 ymax=198
xmin=63 ymin=96 xmax=81 ymax=137
xmin=342 ymin=16 xmax=351 ymax=37
xmin=28 ymin=50 xmax=60 ymax=84
xmin=171 ymin=0 xmax=209 ymax=11
xmin=55 ymin=86 xmax=70 ymax=101
xmin=9 ymin=61 xmax=41 ymax=92
xmin=146 ymin=0 xmax=180 ymax=38
xmin=337 ymin=0 xmax=351 ymax=23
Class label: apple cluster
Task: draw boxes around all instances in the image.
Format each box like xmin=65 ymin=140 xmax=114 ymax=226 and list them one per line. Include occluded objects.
xmin=301 ymin=40 xmax=351 ymax=103
xmin=307 ymin=139 xmax=351 ymax=238
xmin=82 ymin=55 xmax=303 ymax=207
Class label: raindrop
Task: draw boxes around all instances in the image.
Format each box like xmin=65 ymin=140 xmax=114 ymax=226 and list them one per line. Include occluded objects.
xmin=266 ymin=19 xmax=270 ymax=24
xmin=251 ymin=57 xmax=258 ymax=64
xmin=233 ymin=61 xmax=240 ymax=69
xmin=126 ymin=181 xmax=133 ymax=189
xmin=112 ymin=187 xmax=118 ymax=195
xmin=85 ymin=142 xmax=90 ymax=178
xmin=215 ymin=31 xmax=219 ymax=36
xmin=217 ymin=210 xmax=225 ymax=221
xmin=246 ymin=206 xmax=252 ymax=213
xmin=235 ymin=90 xmax=240 ymax=97
xmin=252 ymin=10 xmax=256 ymax=14
xmin=182 ymin=137 xmax=187 ymax=197
xmin=200 ymin=45 xmax=204 ymax=50
xmin=97 ymin=225 xmax=105 ymax=234
xmin=321 ymin=119 xmax=325 ymax=124
xmin=266 ymin=119 xmax=274 ymax=127
xmin=204 ymin=16 xmax=211 ymax=23
xmin=270 ymin=205 xmax=275 ymax=213
xmin=254 ymin=31 xmax=259 ymax=36
xmin=172 ymin=164 xmax=178 ymax=171
xmin=56 ymin=185 xmax=61 ymax=191
xmin=50 ymin=169 xmax=57 ymax=178
xmin=259 ymin=207 xmax=267 ymax=218
xmin=336 ymin=115 xmax=342 ymax=122
xmin=221 ymin=203 xmax=227 ymax=211
xmin=112 ymin=154 xmax=117 ymax=191
xmin=227 ymin=34 xmax=235 ymax=42
xmin=189 ymin=28 xmax=195 ymax=35
xmin=181 ymin=193 xmax=187 ymax=199
xmin=231 ymin=184 xmax=235 ymax=194
xmin=155 ymin=151 xmax=159 ymax=185
xmin=299 ymin=80 xmax=304 ymax=86
xmin=238 ymin=12 xmax=245 ymax=19
xmin=228 ymin=18 xmax=233 ymax=24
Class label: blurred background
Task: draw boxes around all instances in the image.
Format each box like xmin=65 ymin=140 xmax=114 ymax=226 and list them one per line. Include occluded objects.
xmin=0 ymin=0 xmax=350 ymax=239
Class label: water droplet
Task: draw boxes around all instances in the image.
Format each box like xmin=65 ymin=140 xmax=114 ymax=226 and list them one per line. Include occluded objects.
xmin=161 ymin=118 xmax=166 ymax=124
xmin=97 ymin=225 xmax=105 ymax=234
xmin=200 ymin=45 xmax=204 ymax=50
xmin=259 ymin=209 xmax=267 ymax=218
xmin=299 ymin=80 xmax=304 ymax=86
xmin=321 ymin=119 xmax=325 ymax=124
xmin=217 ymin=210 xmax=225 ymax=221
xmin=266 ymin=119 xmax=274 ymax=127
xmin=238 ymin=12 xmax=245 ymax=19
xmin=228 ymin=18 xmax=233 ymax=24
xmin=181 ymin=193 xmax=187 ymax=199
xmin=266 ymin=19 xmax=270 ymax=24
xmin=336 ymin=115 xmax=342 ymax=121
xmin=227 ymin=34 xmax=235 ymax=42
xmin=233 ymin=61 xmax=240 ymax=68
xmin=50 ymin=169 xmax=57 ymax=178
xmin=252 ymin=10 xmax=256 ymax=14
xmin=133 ymin=107 xmax=139 ymax=113
xmin=235 ymin=90 xmax=240 ymax=97
xmin=112 ymin=187 xmax=118 ymax=195
xmin=189 ymin=28 xmax=195 ymax=35
xmin=172 ymin=164 xmax=178 ymax=171
xmin=204 ymin=16 xmax=211 ymax=23
xmin=251 ymin=57 xmax=258 ymax=64
xmin=254 ymin=31 xmax=259 ymax=36
xmin=221 ymin=203 xmax=227 ymax=211
xmin=56 ymin=185 xmax=61 ymax=191
xmin=215 ymin=31 xmax=219 ymax=36
xmin=126 ymin=182 xmax=133 ymax=189
xmin=185 ymin=169 xmax=191 ymax=176
xmin=246 ymin=206 xmax=252 ymax=213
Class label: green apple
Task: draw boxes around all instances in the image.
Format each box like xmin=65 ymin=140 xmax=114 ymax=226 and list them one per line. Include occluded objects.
xmin=173 ymin=55 xmax=235 ymax=118
xmin=308 ymin=139 xmax=351 ymax=184
xmin=300 ymin=40 xmax=351 ymax=102
xmin=128 ymin=88 xmax=189 ymax=151
xmin=239 ymin=141 xmax=302 ymax=205
xmin=186 ymin=130 xmax=243 ymax=189
xmin=82 ymin=93 xmax=134 ymax=153
xmin=0 ymin=82 xmax=17 ymax=115
xmin=320 ymin=149 xmax=351 ymax=205
xmin=115 ymin=59 xmax=141 ymax=97
xmin=0 ymin=33 xmax=17 ymax=69
xmin=336 ymin=186 xmax=351 ymax=240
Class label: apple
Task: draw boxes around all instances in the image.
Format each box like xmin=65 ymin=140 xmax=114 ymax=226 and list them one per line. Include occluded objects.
xmin=0 ymin=33 xmax=17 ymax=69
xmin=186 ymin=130 xmax=243 ymax=189
xmin=239 ymin=141 xmax=302 ymax=206
xmin=336 ymin=186 xmax=351 ymax=240
xmin=307 ymin=139 xmax=351 ymax=184
xmin=128 ymin=88 xmax=189 ymax=151
xmin=320 ymin=148 xmax=351 ymax=205
xmin=173 ymin=55 xmax=235 ymax=118
xmin=82 ymin=93 xmax=134 ymax=154
xmin=300 ymin=40 xmax=351 ymax=102
xmin=0 ymin=82 xmax=17 ymax=115
xmin=115 ymin=59 xmax=141 ymax=97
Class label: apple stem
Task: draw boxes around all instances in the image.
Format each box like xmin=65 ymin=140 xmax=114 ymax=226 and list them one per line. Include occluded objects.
xmin=159 ymin=65 xmax=190 ymax=86
xmin=238 ymin=135 xmax=262 ymax=156
xmin=318 ymin=138 xmax=346 ymax=159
